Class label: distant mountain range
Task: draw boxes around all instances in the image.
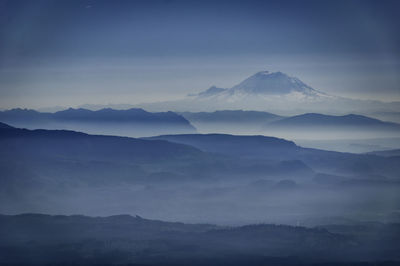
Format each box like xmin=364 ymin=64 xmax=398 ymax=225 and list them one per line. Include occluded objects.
xmin=2 ymin=107 xmax=400 ymax=148
xmin=0 ymin=108 xmax=196 ymax=137
xmin=268 ymin=113 xmax=400 ymax=130
xmin=49 ymin=71 xmax=399 ymax=120
xmin=262 ymin=113 xmax=400 ymax=142
xmin=177 ymin=110 xmax=400 ymax=143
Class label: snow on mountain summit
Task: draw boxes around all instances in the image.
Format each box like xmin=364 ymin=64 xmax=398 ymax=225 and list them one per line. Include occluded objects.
xmin=194 ymin=71 xmax=328 ymax=99
xmin=139 ymin=70 xmax=399 ymax=114
xmin=231 ymin=71 xmax=324 ymax=96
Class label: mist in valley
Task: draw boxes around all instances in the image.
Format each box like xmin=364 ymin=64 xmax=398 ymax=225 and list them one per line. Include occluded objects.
xmin=1 ymin=108 xmax=400 ymax=265
xmin=1 ymin=0 xmax=400 ymax=264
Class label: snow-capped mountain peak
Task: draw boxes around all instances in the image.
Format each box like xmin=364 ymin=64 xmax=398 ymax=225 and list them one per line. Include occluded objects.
xmin=136 ymin=70 xmax=399 ymax=114
xmin=193 ymin=71 xmax=327 ymax=99
xmin=230 ymin=71 xmax=323 ymax=96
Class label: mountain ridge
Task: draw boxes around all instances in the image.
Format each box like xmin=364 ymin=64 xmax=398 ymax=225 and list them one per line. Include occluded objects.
xmin=0 ymin=124 xmax=203 ymax=163
xmin=0 ymin=107 xmax=193 ymax=123
xmin=0 ymin=107 xmax=196 ymax=137
xmin=268 ymin=113 xmax=400 ymax=129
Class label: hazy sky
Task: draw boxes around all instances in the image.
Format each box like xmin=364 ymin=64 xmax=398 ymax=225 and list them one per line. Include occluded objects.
xmin=0 ymin=0 xmax=399 ymax=109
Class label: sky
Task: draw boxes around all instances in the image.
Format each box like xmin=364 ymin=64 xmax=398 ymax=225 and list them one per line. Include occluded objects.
xmin=0 ymin=0 xmax=399 ymax=109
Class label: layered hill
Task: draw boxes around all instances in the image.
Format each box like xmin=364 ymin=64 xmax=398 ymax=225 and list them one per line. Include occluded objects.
xmin=146 ymin=134 xmax=298 ymax=159
xmin=1 ymin=124 xmax=400 ymax=226
xmin=147 ymin=133 xmax=400 ymax=178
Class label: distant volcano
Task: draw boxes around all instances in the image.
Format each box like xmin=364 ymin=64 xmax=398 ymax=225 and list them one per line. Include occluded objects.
xmin=196 ymin=71 xmax=327 ymax=98
xmin=135 ymin=71 xmax=400 ymax=115
xmin=179 ymin=70 xmax=341 ymax=114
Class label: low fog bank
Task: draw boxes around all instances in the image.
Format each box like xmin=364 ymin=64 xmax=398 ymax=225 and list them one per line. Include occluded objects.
xmin=369 ymin=111 xmax=400 ymax=124
xmin=188 ymin=122 xmax=400 ymax=153
xmin=1 ymin=175 xmax=400 ymax=226
xmin=295 ymin=138 xmax=400 ymax=153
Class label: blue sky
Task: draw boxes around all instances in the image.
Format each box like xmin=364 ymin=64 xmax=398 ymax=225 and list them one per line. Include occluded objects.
xmin=0 ymin=0 xmax=399 ymax=109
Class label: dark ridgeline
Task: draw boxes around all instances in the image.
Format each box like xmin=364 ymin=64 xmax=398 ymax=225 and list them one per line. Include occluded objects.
xmin=0 ymin=123 xmax=201 ymax=162
xmin=0 ymin=213 xmax=399 ymax=265
xmin=0 ymin=123 xmax=203 ymax=190
xmin=0 ymin=121 xmax=13 ymax=129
